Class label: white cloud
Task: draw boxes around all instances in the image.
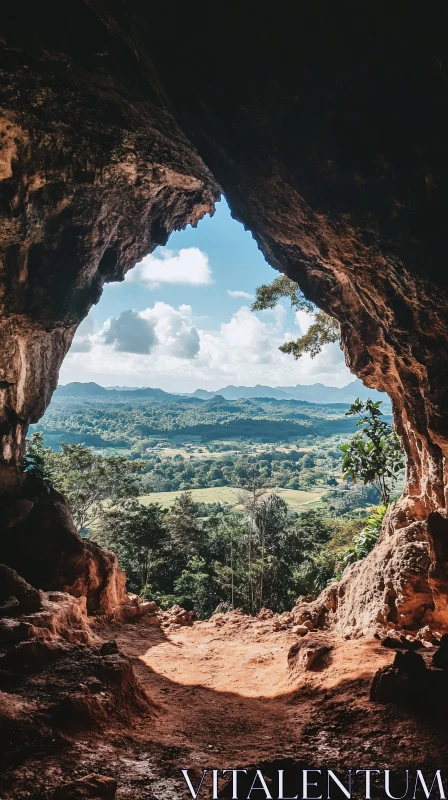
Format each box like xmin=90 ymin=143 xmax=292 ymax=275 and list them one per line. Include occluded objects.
xmin=126 ymin=247 xmax=212 ymax=289
xmin=227 ymin=290 xmax=254 ymax=300
xmin=96 ymin=302 xmax=200 ymax=360
xmin=201 ymin=307 xmax=274 ymax=367
xmin=140 ymin=302 xmax=200 ymax=359
xmin=62 ymin=302 xmax=353 ymax=392
xmin=103 ymin=309 xmax=158 ymax=354
xmin=295 ymin=309 xmax=313 ymax=335
xmin=70 ymin=311 xmax=95 ymax=353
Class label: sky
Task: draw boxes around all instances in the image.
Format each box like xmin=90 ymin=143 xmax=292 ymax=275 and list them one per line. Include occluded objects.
xmin=60 ymin=199 xmax=353 ymax=392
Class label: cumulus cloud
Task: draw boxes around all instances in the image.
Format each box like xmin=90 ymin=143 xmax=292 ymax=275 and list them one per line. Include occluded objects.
xmin=202 ymin=307 xmax=274 ymax=367
xmin=99 ymin=303 xmax=200 ymax=359
xmin=62 ymin=301 xmax=353 ymax=392
xmin=140 ymin=302 xmax=200 ymax=359
xmin=103 ymin=309 xmax=159 ymax=354
xmin=127 ymin=247 xmax=212 ymax=288
xmin=227 ymin=290 xmax=254 ymax=300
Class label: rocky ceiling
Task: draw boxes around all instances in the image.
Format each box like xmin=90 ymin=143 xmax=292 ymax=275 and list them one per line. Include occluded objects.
xmin=1 ymin=1 xmax=448 ymax=627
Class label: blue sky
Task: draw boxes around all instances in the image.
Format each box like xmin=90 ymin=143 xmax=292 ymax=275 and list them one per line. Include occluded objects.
xmin=96 ymin=199 xmax=275 ymax=330
xmin=60 ymin=199 xmax=352 ymax=391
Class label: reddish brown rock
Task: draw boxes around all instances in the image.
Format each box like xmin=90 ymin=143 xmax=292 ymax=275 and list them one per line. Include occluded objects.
xmin=1 ymin=489 xmax=127 ymax=615
xmin=0 ymin=565 xmax=42 ymax=613
xmin=0 ymin=618 xmax=32 ymax=645
xmin=288 ymin=636 xmax=333 ymax=676
xmin=292 ymin=510 xmax=448 ymax=637
xmin=1 ymin=5 xmax=448 ymax=629
xmin=0 ymin=639 xmax=71 ymax=674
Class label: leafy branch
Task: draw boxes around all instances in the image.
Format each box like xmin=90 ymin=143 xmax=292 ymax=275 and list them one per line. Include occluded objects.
xmin=252 ymin=275 xmax=339 ymax=359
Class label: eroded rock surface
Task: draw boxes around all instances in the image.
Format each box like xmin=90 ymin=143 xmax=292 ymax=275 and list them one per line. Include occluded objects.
xmin=1 ymin=4 xmax=448 ymax=626
xmin=0 ymin=635 xmax=151 ymax=781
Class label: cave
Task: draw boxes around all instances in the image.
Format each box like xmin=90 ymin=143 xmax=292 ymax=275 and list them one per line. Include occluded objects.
xmin=2 ymin=2 xmax=448 ymax=795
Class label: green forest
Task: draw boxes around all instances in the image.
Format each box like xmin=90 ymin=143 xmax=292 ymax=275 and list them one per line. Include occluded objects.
xmin=27 ymin=389 xmax=402 ymax=618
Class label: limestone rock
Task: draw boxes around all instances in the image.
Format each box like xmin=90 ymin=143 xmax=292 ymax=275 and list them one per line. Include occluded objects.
xmin=291 ymin=625 xmax=309 ymax=637
xmin=161 ymin=605 xmax=195 ymax=626
xmin=292 ymin=512 xmax=446 ymax=637
xmin=0 ymin=596 xmax=20 ymax=618
xmin=2 ymin=5 xmax=448 ymax=633
xmin=0 ymin=639 xmax=71 ymax=674
xmin=0 ymin=618 xmax=32 ymax=644
xmin=370 ymin=649 xmax=438 ymax=708
xmin=99 ymin=641 xmax=119 ymax=656
xmin=1 ymin=489 xmax=127 ymax=616
xmin=257 ymin=608 xmax=274 ymax=620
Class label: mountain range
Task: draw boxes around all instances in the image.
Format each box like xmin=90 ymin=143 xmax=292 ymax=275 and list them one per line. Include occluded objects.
xmin=55 ymin=378 xmax=386 ymax=405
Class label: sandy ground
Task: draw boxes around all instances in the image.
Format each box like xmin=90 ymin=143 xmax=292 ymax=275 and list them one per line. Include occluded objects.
xmin=111 ymin=617 xmax=448 ymax=770
xmin=6 ymin=616 xmax=448 ymax=798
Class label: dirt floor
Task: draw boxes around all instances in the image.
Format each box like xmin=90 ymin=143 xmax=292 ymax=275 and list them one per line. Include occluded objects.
xmin=5 ymin=615 xmax=448 ymax=798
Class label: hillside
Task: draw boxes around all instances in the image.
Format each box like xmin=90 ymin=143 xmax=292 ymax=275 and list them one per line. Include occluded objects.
xmin=57 ymin=378 xmax=386 ymax=405
xmin=31 ymin=387 xmax=394 ymax=502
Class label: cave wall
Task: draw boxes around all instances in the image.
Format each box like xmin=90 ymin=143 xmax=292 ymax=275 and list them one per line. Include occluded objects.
xmin=2 ymin=1 xmax=448 ymax=624
xmin=0 ymin=1 xmax=219 ymax=609
xmin=0 ymin=1 xmax=219 ymax=484
xmin=104 ymin=0 xmax=448 ymax=520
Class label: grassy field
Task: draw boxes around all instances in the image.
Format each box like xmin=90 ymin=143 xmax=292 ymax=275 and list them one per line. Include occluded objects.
xmin=139 ymin=486 xmax=325 ymax=511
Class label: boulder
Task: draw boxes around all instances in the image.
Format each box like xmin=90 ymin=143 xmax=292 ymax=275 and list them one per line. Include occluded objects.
xmin=99 ymin=641 xmax=119 ymax=656
xmin=0 ymin=596 xmax=20 ymax=618
xmin=288 ymin=636 xmax=333 ymax=674
xmin=22 ymin=592 xmax=92 ymax=644
xmin=0 ymin=565 xmax=42 ymax=613
xmin=371 ymin=649 xmax=430 ymax=706
xmin=291 ymin=625 xmax=309 ymax=637
xmin=1 ymin=490 xmax=128 ymax=617
xmin=257 ymin=608 xmax=274 ymax=620
xmin=0 ymin=618 xmax=32 ymax=644
xmin=380 ymin=634 xmax=424 ymax=651
xmin=164 ymin=605 xmax=195 ymax=626
xmin=0 ymin=640 xmax=70 ymax=674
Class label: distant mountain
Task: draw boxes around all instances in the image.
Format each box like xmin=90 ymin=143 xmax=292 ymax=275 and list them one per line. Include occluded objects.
xmin=55 ymin=382 xmax=109 ymax=397
xmin=191 ymin=388 xmax=215 ymax=400
xmin=202 ymin=395 xmax=240 ymax=413
xmin=279 ymin=379 xmax=385 ymax=404
xmin=56 ymin=378 xmax=387 ymax=406
xmin=191 ymin=385 xmax=289 ymax=401
xmin=55 ymin=383 xmax=197 ymax=403
xmin=192 ymin=385 xmax=292 ymax=400
xmin=192 ymin=379 xmax=385 ymax=405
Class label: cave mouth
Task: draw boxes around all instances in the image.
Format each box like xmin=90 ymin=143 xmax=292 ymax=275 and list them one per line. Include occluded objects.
xmin=1 ymin=1 xmax=448 ymax=639
xmin=17 ymin=185 xmax=403 ymax=634
xmin=4 ymin=4 xmax=448 ymax=794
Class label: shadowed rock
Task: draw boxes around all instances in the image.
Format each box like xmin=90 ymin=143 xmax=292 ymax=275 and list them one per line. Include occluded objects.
xmin=1 ymin=4 xmax=448 ymax=627
xmin=51 ymin=773 xmax=117 ymax=799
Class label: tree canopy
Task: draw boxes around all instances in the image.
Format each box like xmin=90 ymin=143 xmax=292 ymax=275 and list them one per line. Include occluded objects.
xmin=25 ymin=432 xmax=144 ymax=532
